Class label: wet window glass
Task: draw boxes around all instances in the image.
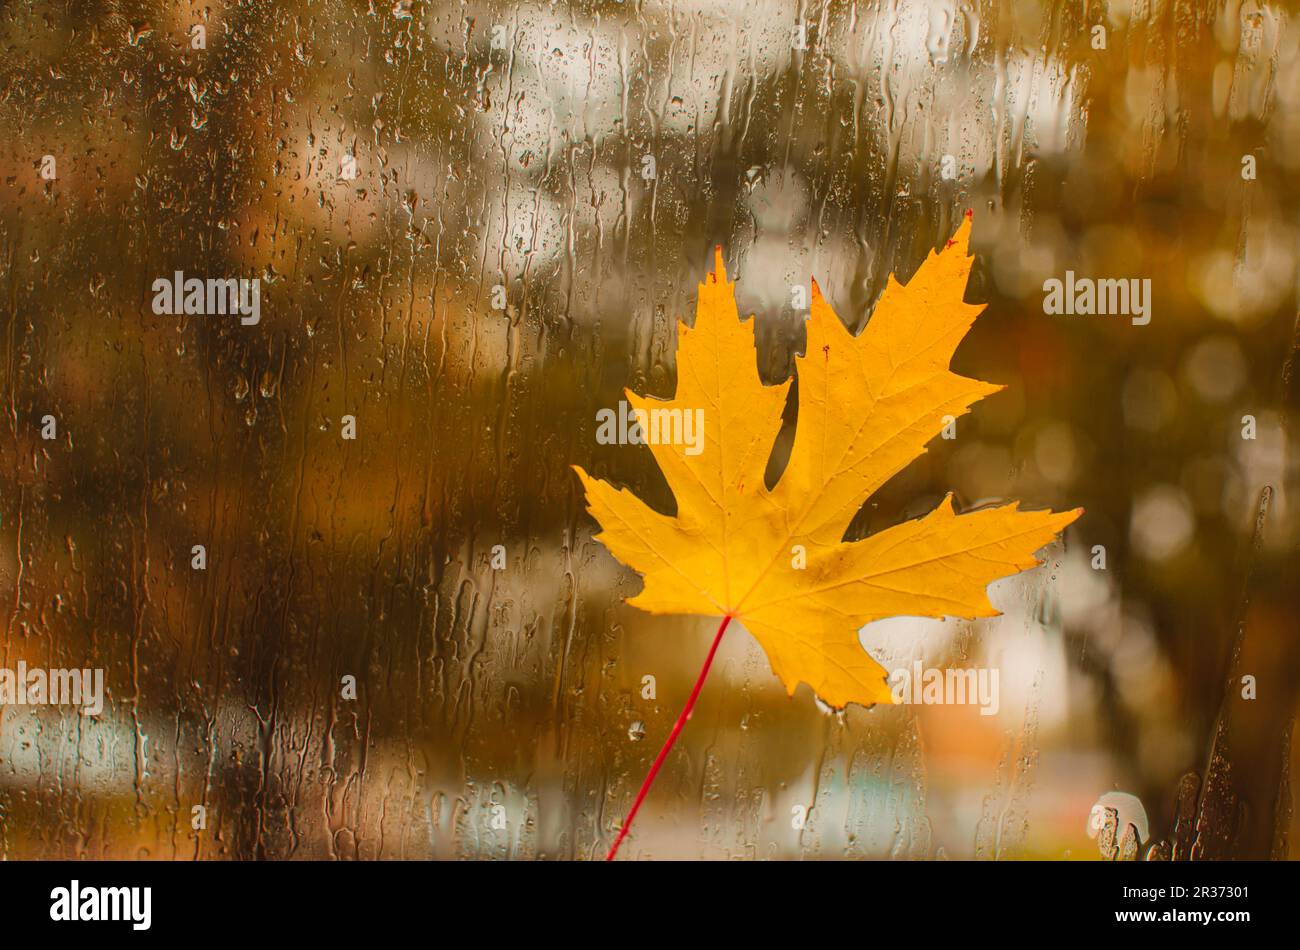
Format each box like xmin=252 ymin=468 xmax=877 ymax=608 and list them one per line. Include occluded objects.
xmin=0 ymin=0 xmax=1295 ymax=861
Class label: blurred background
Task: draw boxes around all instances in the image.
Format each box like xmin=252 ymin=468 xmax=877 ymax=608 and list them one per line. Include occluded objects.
xmin=0 ymin=0 xmax=1297 ymax=860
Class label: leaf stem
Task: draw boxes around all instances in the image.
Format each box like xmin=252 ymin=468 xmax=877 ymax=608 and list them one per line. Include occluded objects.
xmin=605 ymin=614 xmax=733 ymax=861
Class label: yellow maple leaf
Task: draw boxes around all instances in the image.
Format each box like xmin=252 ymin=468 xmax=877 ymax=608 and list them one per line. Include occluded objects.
xmin=575 ymin=215 xmax=1081 ymax=712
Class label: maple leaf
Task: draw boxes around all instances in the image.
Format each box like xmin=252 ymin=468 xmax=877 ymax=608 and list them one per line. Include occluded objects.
xmin=577 ymin=214 xmax=1080 ymax=708
xmin=577 ymin=215 xmax=1081 ymax=858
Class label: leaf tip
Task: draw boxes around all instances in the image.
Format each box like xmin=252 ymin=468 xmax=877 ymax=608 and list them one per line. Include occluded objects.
xmin=710 ymin=245 xmax=727 ymax=283
xmin=946 ymin=212 xmax=975 ymax=254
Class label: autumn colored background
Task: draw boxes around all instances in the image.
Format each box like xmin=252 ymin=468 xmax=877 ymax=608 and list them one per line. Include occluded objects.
xmin=0 ymin=0 xmax=1297 ymax=860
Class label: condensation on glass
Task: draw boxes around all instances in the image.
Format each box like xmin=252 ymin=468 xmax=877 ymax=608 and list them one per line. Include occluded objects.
xmin=0 ymin=1 xmax=1296 ymax=860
